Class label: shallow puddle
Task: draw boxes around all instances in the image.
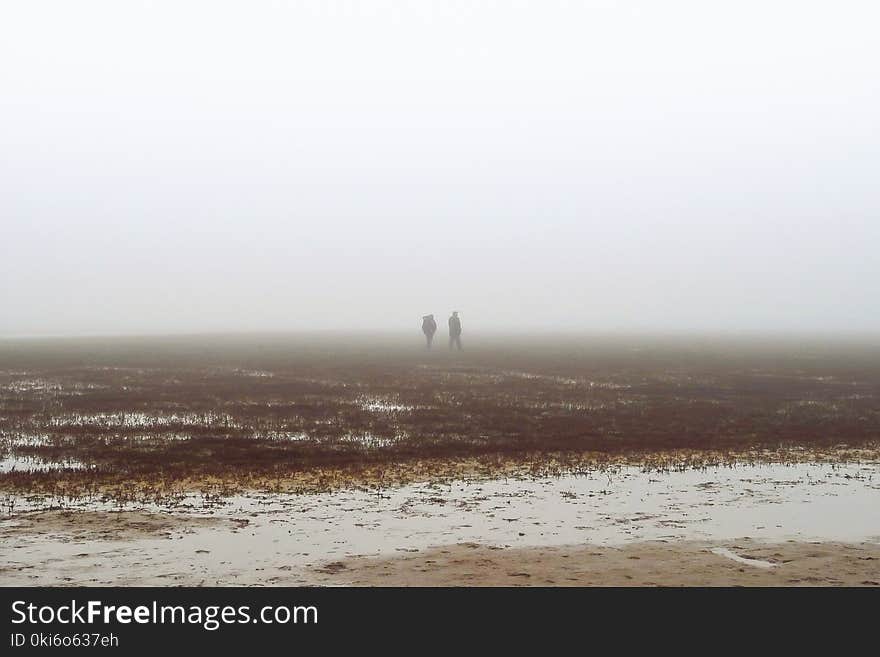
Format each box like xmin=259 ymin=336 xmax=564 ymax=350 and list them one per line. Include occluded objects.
xmin=0 ymin=455 xmax=90 ymax=473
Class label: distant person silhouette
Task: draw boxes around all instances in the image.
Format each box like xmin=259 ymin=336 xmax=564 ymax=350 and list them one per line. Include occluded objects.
xmin=448 ymin=311 xmax=462 ymax=350
xmin=422 ymin=314 xmax=437 ymax=349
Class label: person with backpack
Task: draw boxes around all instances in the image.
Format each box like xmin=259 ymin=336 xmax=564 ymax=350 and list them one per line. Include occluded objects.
xmin=421 ymin=314 xmax=437 ymax=349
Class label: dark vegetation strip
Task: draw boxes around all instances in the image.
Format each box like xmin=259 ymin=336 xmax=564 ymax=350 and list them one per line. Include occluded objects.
xmin=1 ymin=335 xmax=879 ymax=496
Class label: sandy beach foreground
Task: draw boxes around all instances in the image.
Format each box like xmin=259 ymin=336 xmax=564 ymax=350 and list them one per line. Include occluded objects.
xmin=2 ymin=509 xmax=878 ymax=586
xmin=2 ymin=459 xmax=878 ymax=586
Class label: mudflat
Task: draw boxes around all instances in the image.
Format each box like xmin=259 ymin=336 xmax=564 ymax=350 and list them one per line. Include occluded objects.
xmin=2 ymin=336 xmax=879 ymax=587
xmin=3 ymin=334 xmax=880 ymax=500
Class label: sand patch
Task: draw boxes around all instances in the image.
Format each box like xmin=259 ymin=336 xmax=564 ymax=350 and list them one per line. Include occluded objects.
xmin=310 ymin=540 xmax=880 ymax=586
xmin=0 ymin=509 xmax=224 ymax=542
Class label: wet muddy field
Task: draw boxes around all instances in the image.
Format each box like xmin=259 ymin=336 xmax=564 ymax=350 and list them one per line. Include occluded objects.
xmin=2 ymin=334 xmax=879 ymax=499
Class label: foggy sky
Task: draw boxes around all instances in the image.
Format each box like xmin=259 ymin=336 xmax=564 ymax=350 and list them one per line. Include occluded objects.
xmin=2 ymin=1 xmax=879 ymax=336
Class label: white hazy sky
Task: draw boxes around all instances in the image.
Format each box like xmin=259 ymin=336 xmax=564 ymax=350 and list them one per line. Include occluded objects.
xmin=1 ymin=1 xmax=878 ymax=335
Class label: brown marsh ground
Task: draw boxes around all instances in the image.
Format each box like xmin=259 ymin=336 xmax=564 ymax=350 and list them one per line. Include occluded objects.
xmin=1 ymin=333 xmax=879 ymax=504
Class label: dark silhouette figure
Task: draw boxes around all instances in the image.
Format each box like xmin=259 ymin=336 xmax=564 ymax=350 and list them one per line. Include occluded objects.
xmin=448 ymin=311 xmax=462 ymax=350
xmin=422 ymin=314 xmax=437 ymax=349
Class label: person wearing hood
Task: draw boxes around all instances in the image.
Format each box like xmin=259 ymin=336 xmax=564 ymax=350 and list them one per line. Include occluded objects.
xmin=421 ymin=314 xmax=437 ymax=349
